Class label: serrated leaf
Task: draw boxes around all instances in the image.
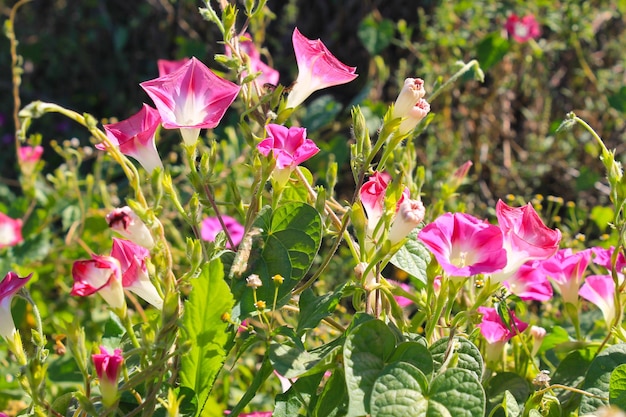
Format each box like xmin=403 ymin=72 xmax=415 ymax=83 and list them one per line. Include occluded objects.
xmin=610 ymin=363 xmax=626 ymax=410
xmin=390 ymin=229 xmax=429 ymax=285
xmin=344 ymin=319 xmax=396 ymax=417
xmin=370 ymin=362 xmax=429 ymax=417
xmin=580 ymin=343 xmax=626 ymax=414
xmin=429 ymin=336 xmax=484 ymax=381
xmin=180 ymin=259 xmax=234 ymax=416
xmin=297 ymin=283 xmax=345 ymax=335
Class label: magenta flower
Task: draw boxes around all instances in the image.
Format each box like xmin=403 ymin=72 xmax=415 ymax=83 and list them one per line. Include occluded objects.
xmin=359 ymin=172 xmax=409 ymax=234
xmin=492 ymin=200 xmax=561 ymax=282
xmin=106 ymin=206 xmax=155 ymax=249
xmin=257 ymin=124 xmax=319 ymax=169
xmin=389 ymin=280 xmax=413 ymax=308
xmin=504 ymin=261 xmax=553 ymax=301
xmin=99 ymin=104 xmax=163 ymax=173
xmin=477 ymin=306 xmax=528 ymax=344
xmin=579 ymin=275 xmax=616 ymax=326
xmin=418 ymin=212 xmax=507 ymax=277
xmin=539 ymin=248 xmax=592 ymax=305
xmin=286 ymin=27 xmax=358 ymax=108
xmin=157 ymin=58 xmax=190 ymax=76
xmin=504 ymin=14 xmax=541 ymax=43
xmin=226 ymin=33 xmax=280 ymax=86
xmin=0 ymin=212 xmax=23 ymax=249
xmin=201 ymin=215 xmax=245 ymax=249
xmin=592 ymin=246 xmax=626 ymax=273
xmin=92 ymin=346 xmax=124 ymax=407
xmin=18 ymin=145 xmax=43 ymax=163
xmin=71 ymin=255 xmax=126 ymax=311
xmin=392 ymin=78 xmax=430 ymax=134
xmin=0 ymin=272 xmax=32 ymax=341
xmin=111 ymin=238 xmax=162 ymax=309
xmin=140 ymin=57 xmax=241 ymax=145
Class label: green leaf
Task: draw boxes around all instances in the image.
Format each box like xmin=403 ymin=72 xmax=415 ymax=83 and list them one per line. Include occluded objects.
xmin=297 ymin=284 xmax=346 ymax=335
xmin=226 ymin=355 xmax=274 ymax=417
xmin=388 ymin=341 xmax=434 ymax=378
xmin=180 ymin=259 xmax=234 ymax=416
xmin=476 ymin=32 xmax=511 ymax=71
xmin=369 ymin=362 xmax=429 ymax=417
xmin=274 ymin=372 xmax=325 ymax=417
xmin=230 ymin=202 xmax=322 ymax=320
xmin=502 ymin=390 xmax=521 ymax=417
xmin=314 ymin=368 xmax=349 ymax=417
xmin=429 ymin=336 xmax=484 ymax=381
xmin=580 ymin=343 xmax=626 ymax=414
xmin=428 ymin=368 xmax=486 ymax=417
xmin=485 ymin=373 xmax=529 ymax=416
xmin=344 ymin=319 xmax=396 ymax=417
xmin=357 ymin=14 xmax=395 ymax=55
xmin=610 ymin=364 xmax=626 ymax=411
xmin=389 ymin=229 xmax=429 ymax=286
xmin=608 ymin=86 xmax=626 ymax=114
xmin=551 ymin=348 xmax=593 ymax=407
xmin=270 ymin=339 xmax=341 ymax=379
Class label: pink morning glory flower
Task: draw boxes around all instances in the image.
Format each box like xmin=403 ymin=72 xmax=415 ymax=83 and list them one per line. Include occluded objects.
xmin=201 ymin=215 xmax=245 ymax=249
xmin=92 ymin=346 xmax=124 ymax=408
xmin=504 ymin=261 xmax=553 ymax=302
xmin=257 ymin=124 xmax=320 ymax=186
xmin=0 ymin=212 xmax=23 ymax=249
xmin=140 ymin=56 xmax=241 ymax=145
xmin=539 ymin=248 xmax=592 ymax=306
xmin=477 ymin=306 xmax=528 ymax=344
xmin=99 ymin=104 xmax=163 ymax=173
xmin=0 ymin=271 xmax=32 ymax=342
xmin=491 ymin=200 xmax=561 ymax=282
xmin=359 ymin=172 xmax=410 ymax=235
xmin=504 ymin=14 xmax=541 ymax=43
xmin=579 ymin=275 xmax=616 ymax=326
xmin=157 ymin=58 xmax=190 ymax=76
xmin=591 ymin=246 xmax=626 ymax=274
xmin=286 ymin=27 xmax=358 ymax=108
xmin=392 ymin=78 xmax=430 ymax=134
xmin=388 ymin=280 xmax=413 ymax=308
xmin=110 ymin=238 xmax=162 ymax=310
xmin=418 ymin=212 xmax=507 ymax=277
xmin=71 ymin=255 xmax=126 ymax=311
xmin=225 ymin=33 xmax=280 ymax=86
xmin=17 ymin=145 xmax=44 ymax=164
xmin=106 ymin=206 xmax=155 ymax=249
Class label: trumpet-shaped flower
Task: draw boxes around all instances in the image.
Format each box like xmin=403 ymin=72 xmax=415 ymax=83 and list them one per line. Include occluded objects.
xmin=140 ymin=57 xmax=241 ymax=145
xmin=505 ymin=14 xmax=541 ymax=43
xmin=201 ymin=215 xmax=245 ymax=249
xmin=92 ymin=346 xmax=124 ymax=408
xmin=257 ymin=124 xmax=319 ymax=169
xmin=106 ymin=206 xmax=155 ymax=249
xmin=478 ymin=305 xmax=528 ymax=365
xmin=418 ymin=212 xmax=507 ymax=277
xmin=157 ymin=58 xmax=190 ymax=76
xmin=71 ymin=255 xmax=126 ymax=311
xmin=539 ymin=248 xmax=592 ymax=305
xmin=592 ymin=246 xmax=626 ymax=275
xmin=504 ymin=261 xmax=553 ymax=301
xmin=111 ymin=238 xmax=162 ymax=309
xmin=18 ymin=145 xmax=43 ymax=163
xmin=579 ymin=275 xmax=616 ymax=326
xmin=492 ymin=200 xmax=561 ymax=282
xmin=0 ymin=271 xmax=32 ymax=341
xmin=286 ymin=27 xmax=358 ymax=108
xmin=226 ymin=33 xmax=280 ymax=86
xmin=359 ymin=172 xmax=409 ymax=234
xmin=99 ymin=104 xmax=163 ymax=173
xmin=0 ymin=212 xmax=23 ymax=249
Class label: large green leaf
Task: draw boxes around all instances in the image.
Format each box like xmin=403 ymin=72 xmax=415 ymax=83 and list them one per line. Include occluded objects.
xmin=297 ymin=283 xmax=346 ymax=335
xmin=180 ymin=259 xmax=234 ymax=416
xmin=344 ymin=319 xmax=396 ymax=417
xmin=370 ymin=362 xmax=429 ymax=417
xmin=428 ymin=368 xmax=486 ymax=417
xmin=485 ymin=373 xmax=530 ymax=417
xmin=314 ymin=368 xmax=349 ymax=417
xmin=270 ymin=338 xmax=342 ymax=379
xmin=476 ymin=32 xmax=511 ymax=71
xmin=388 ymin=341 xmax=434 ymax=378
xmin=230 ymin=202 xmax=322 ymax=320
xmin=580 ymin=343 xmax=626 ymax=414
xmin=610 ymin=363 xmax=626 ymax=411
xmin=429 ymin=336 xmax=484 ymax=381
xmin=389 ymin=229 xmax=429 ymax=286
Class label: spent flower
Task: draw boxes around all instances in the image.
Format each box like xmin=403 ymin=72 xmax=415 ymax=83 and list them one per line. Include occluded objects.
xmin=106 ymin=206 xmax=155 ymax=249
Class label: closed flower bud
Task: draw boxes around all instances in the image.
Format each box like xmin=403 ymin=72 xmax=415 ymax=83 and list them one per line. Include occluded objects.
xmin=388 ymin=199 xmax=426 ymax=245
xmin=398 ymin=99 xmax=430 ymax=135
xmin=393 ymin=78 xmax=426 ymax=119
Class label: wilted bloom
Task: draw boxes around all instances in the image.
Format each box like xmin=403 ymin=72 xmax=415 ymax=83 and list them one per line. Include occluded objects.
xmin=18 ymin=145 xmax=44 ymax=164
xmin=579 ymin=275 xmax=616 ymax=326
xmin=504 ymin=261 xmax=553 ymax=302
xmin=392 ymin=78 xmax=430 ymax=134
xmin=388 ymin=199 xmax=425 ymax=245
xmin=92 ymin=346 xmax=124 ymax=408
xmin=157 ymin=58 xmax=190 ymax=76
xmin=111 ymin=238 xmax=162 ymax=310
xmin=0 ymin=272 xmax=32 ymax=341
xmin=492 ymin=200 xmax=561 ymax=282
xmin=106 ymin=206 xmax=155 ymax=249
xmin=539 ymin=248 xmax=592 ymax=305
xmin=418 ymin=212 xmax=507 ymax=277
xmin=505 ymin=14 xmax=541 ymax=43
xmin=246 ymin=274 xmax=263 ymax=289
xmin=286 ymin=27 xmax=358 ymax=108
xmin=201 ymin=215 xmax=245 ymax=249
xmin=359 ymin=172 xmax=409 ymax=234
xmin=71 ymin=255 xmax=126 ymax=312
xmin=140 ymin=57 xmax=241 ymax=145
xmin=226 ymin=33 xmax=280 ymax=87
xmin=0 ymin=212 xmax=23 ymax=249
xmin=477 ymin=305 xmax=528 ymax=364
xmin=99 ymin=104 xmax=163 ymax=173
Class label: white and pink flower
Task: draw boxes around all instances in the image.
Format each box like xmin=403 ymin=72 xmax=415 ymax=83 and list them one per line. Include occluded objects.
xmin=0 ymin=212 xmax=23 ymax=249
xmin=106 ymin=206 xmax=155 ymax=249
xmin=0 ymin=271 xmax=32 ymax=341
xmin=92 ymin=346 xmax=124 ymax=407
